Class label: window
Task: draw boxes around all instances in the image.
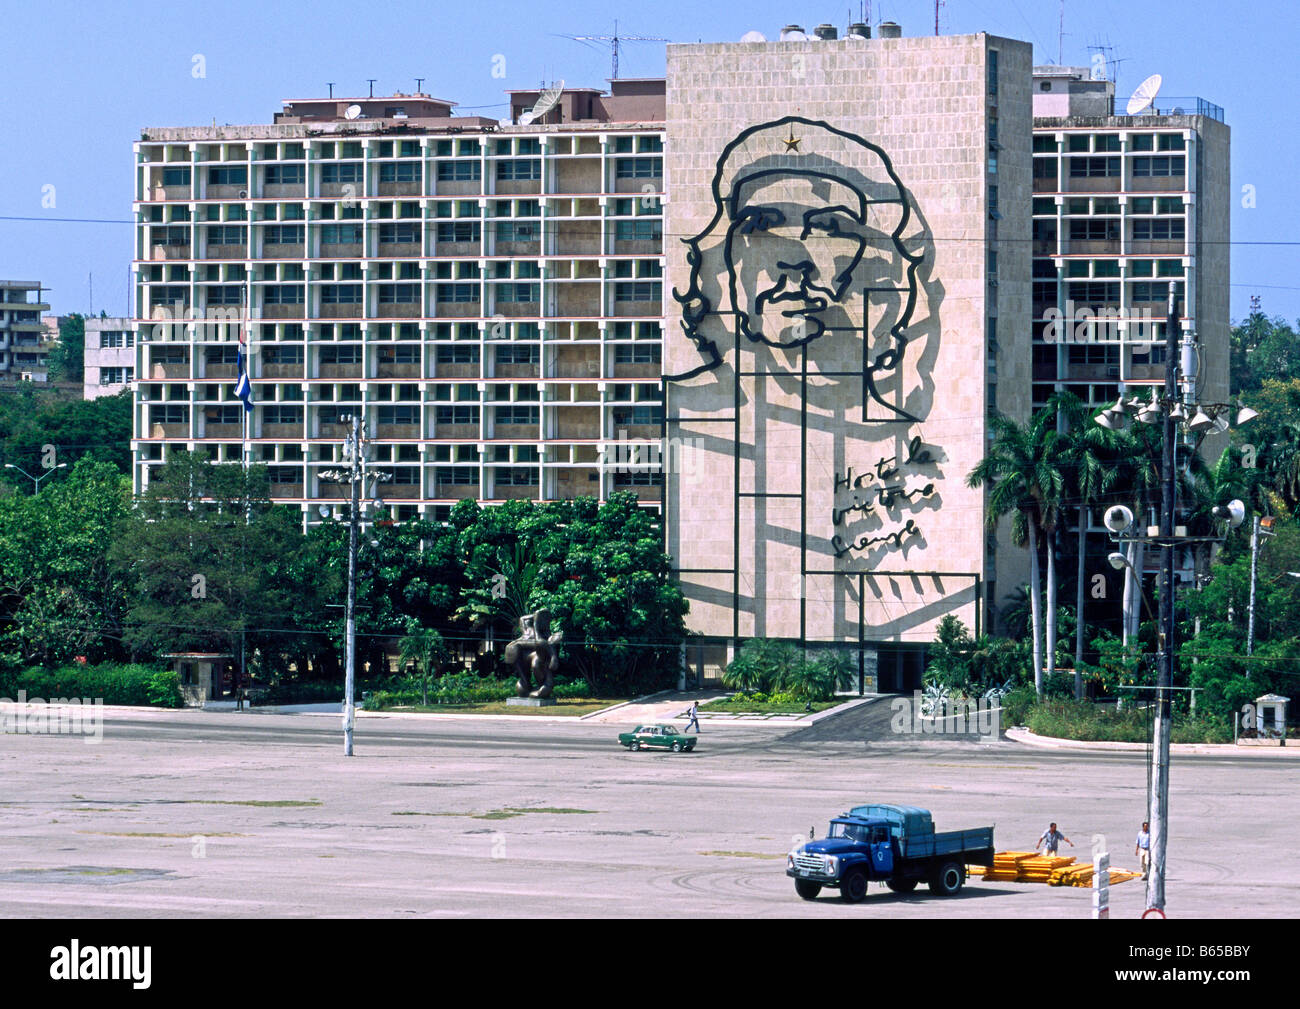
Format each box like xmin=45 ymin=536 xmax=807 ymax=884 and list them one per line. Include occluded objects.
xmin=390 ymin=467 xmax=420 ymax=486
xmin=497 ymin=283 xmax=538 ymax=303
xmin=437 ymin=221 xmax=480 ymax=243
xmin=614 ymin=344 xmax=660 ymax=364
xmin=1069 ymin=157 xmax=1121 ymax=178
xmin=162 ymin=167 xmax=191 ymax=186
xmin=150 ymin=405 xmax=189 ymax=424
xmin=1130 ymin=134 xmax=1154 ymax=152
xmin=495 ymin=344 xmax=539 ymax=365
xmin=321 ymin=224 xmax=364 ymax=245
xmin=264 ymin=345 xmax=304 ymax=365
xmin=437 ymin=161 xmax=481 ymax=182
xmin=1094 ymin=134 xmax=1121 ymax=152
xmin=496 ymin=467 xmax=537 ymax=486
xmin=265 ymin=164 xmax=305 ymax=185
xmin=1133 ymin=219 xmax=1185 ymax=241
xmin=1033 ymin=158 xmax=1057 ymax=181
xmin=1065 ymin=282 xmax=1120 ymax=304
xmin=207 ymin=225 xmax=246 ymax=245
xmin=320 ymin=345 xmax=362 ymax=365
xmin=614 ymin=471 xmax=662 ymax=487
xmin=615 ymin=220 xmax=662 ymax=242
xmin=435 ymin=406 xmax=479 ymax=425
xmin=1133 ymin=156 xmax=1185 ymax=178
xmin=614 ymin=281 xmax=661 ymax=302
xmin=615 ymin=157 xmax=661 ymax=179
xmin=267 ymin=466 xmax=301 ymax=484
xmin=987 ymin=49 xmax=998 ymax=94
xmin=1132 ymin=282 xmax=1182 ymax=302
xmin=1157 ymin=134 xmax=1185 ymax=151
xmin=495 ymin=220 xmax=538 ymax=242
xmin=1032 ymin=135 xmax=1057 ymax=153
xmin=436 ymin=284 xmax=477 ymax=303
xmin=612 ymin=406 xmax=662 ymax=426
xmin=1068 ymin=220 xmax=1120 ymax=241
xmin=263 ymin=405 xmax=303 ymax=425
xmin=207 ymin=166 xmax=247 ymax=186
xmin=1157 ymin=197 xmax=1184 ymax=215
xmin=377 ymin=405 xmax=418 ymax=425
xmin=205 ymin=285 xmax=242 ymax=305
xmin=264 ymin=224 xmax=304 ymax=245
xmin=379 ymin=162 xmax=422 ymax=183
xmin=379 ymin=222 xmax=421 ymax=244
xmin=322 ymin=163 xmax=363 ymax=184
xmin=436 ymin=345 xmax=479 ymax=364
xmin=321 ymin=284 xmax=363 ymax=305
xmin=496 ymin=159 xmax=542 ymax=181
xmin=378 ymin=284 xmax=419 ymax=304
xmin=495 ymin=405 xmax=539 ymax=425
xmin=436 ymin=466 xmax=476 ymax=484
xmin=264 ymin=285 xmax=304 ymax=305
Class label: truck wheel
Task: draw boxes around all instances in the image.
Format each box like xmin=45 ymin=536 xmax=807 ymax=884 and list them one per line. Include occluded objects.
xmin=886 ymin=877 xmax=917 ymax=893
xmin=839 ymin=868 xmax=868 ymax=903
xmin=794 ymin=879 xmax=821 ymax=901
xmin=929 ymin=861 xmax=965 ymax=896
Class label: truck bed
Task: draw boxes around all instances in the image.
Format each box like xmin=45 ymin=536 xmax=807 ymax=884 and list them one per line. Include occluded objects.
xmin=901 ymin=827 xmax=995 ymax=864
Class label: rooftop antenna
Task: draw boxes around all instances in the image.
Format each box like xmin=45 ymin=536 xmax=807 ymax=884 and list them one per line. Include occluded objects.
xmin=1058 ymin=0 xmax=1065 ymax=64
xmin=327 ymin=82 xmax=335 ymax=98
xmin=1126 ymin=73 xmax=1162 ymax=116
xmin=415 ymin=78 xmax=424 ymax=94
xmin=556 ymin=20 xmax=669 ymax=79
xmin=367 ymin=79 xmax=377 ymax=98
xmin=520 ymin=80 xmax=565 ymax=125
xmin=934 ymin=0 xmax=944 ymax=35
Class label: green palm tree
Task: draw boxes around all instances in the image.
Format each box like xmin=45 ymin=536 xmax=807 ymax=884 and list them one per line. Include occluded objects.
xmin=1050 ymin=391 xmax=1123 ymax=697
xmin=967 ymin=412 xmax=1064 ymax=696
xmin=398 ymin=624 xmax=448 ymax=706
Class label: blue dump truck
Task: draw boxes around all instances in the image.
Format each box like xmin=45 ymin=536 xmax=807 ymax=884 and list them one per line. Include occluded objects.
xmin=786 ymin=804 xmax=995 ymax=902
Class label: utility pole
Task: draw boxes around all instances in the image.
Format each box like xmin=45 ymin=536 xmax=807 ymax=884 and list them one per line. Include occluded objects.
xmin=1247 ymin=515 xmax=1259 ymax=659
xmin=343 ymin=412 xmax=362 ymax=757
xmin=1147 ymin=281 xmax=1178 ymax=913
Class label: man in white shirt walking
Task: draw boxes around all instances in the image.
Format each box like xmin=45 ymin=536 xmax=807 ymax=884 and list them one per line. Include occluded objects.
xmin=1135 ymin=821 xmax=1152 ymax=879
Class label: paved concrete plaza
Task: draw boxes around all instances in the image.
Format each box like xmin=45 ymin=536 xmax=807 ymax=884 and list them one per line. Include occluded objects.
xmin=1 ymin=706 xmax=1296 ymax=918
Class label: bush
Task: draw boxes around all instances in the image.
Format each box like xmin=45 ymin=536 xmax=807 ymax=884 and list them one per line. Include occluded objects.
xmin=999 ymin=684 xmax=1038 ymax=726
xmin=1020 ymin=698 xmax=1231 ymax=744
xmin=10 ymin=663 xmax=181 ymax=707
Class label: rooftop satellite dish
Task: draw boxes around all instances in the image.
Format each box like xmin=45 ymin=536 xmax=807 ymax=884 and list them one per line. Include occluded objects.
xmin=1126 ymin=74 xmax=1162 ymax=116
xmin=740 ymin=30 xmax=767 ymax=43
xmin=520 ymin=80 xmax=564 ymax=125
xmin=344 ymin=104 xmax=362 ymax=120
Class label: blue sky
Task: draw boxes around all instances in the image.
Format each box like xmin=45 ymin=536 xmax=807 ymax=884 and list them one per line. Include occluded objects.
xmin=0 ymin=0 xmax=1294 ymax=322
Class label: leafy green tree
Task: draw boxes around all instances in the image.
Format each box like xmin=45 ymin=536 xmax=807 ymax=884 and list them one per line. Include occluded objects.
xmin=397 ymin=623 xmax=449 ymax=706
xmin=0 ymin=458 xmax=131 ymax=666
xmin=47 ymin=314 xmax=86 ymax=384
xmin=1230 ymin=311 xmax=1300 ymax=396
xmin=0 ymin=387 xmax=132 ymax=484
xmin=109 ymin=451 xmax=300 ymax=674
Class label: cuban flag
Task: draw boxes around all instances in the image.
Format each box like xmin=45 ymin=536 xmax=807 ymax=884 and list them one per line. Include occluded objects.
xmin=234 ymin=329 xmax=254 ymax=412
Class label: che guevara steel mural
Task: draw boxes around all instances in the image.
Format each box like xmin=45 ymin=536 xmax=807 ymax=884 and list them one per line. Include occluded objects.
xmin=667 ymin=115 xmax=941 ymax=563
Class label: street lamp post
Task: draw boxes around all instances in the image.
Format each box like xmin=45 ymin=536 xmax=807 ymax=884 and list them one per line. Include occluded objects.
xmin=4 ymin=462 xmax=67 ymax=492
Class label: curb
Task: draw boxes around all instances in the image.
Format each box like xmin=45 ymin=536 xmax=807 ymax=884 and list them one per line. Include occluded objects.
xmin=578 ymin=689 xmax=673 ymax=721
xmin=1006 ymin=726 xmax=1300 ymax=756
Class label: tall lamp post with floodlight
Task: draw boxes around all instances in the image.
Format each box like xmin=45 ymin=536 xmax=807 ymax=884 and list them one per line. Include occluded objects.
xmin=1093 ymin=282 xmax=1254 ymax=914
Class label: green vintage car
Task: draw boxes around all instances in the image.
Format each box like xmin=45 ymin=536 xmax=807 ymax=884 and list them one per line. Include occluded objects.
xmin=618 ymin=724 xmax=697 ymax=753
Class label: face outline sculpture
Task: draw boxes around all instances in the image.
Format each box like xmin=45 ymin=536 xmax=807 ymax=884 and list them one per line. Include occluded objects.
xmin=672 ymin=115 xmax=926 ymax=424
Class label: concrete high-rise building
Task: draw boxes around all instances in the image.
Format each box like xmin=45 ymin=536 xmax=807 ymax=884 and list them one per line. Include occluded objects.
xmin=132 ymin=83 xmax=667 ymax=522
xmin=664 ymin=28 xmax=1032 ymax=689
xmin=1029 ymin=67 xmax=1229 ymax=412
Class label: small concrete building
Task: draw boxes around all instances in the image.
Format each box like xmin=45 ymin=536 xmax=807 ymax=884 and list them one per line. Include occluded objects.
xmin=84 ymin=318 xmax=136 ymax=399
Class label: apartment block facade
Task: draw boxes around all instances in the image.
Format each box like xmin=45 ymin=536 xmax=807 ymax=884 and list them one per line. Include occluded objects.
xmin=1029 ymin=67 xmax=1229 ymax=411
xmin=132 ymin=83 xmax=668 ymax=521
xmin=84 ymin=317 xmax=137 ymax=399
xmin=0 ymin=281 xmax=52 ymax=382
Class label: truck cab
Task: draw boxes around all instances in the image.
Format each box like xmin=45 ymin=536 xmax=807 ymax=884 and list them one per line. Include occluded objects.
xmin=786 ymin=804 xmax=995 ymax=903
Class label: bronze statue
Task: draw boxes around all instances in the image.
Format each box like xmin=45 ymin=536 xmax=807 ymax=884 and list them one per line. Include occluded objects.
xmin=504 ymin=608 xmax=563 ymax=698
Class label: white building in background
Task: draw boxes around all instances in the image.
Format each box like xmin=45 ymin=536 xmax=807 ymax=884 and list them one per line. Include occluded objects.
xmin=84 ymin=318 xmax=137 ymax=399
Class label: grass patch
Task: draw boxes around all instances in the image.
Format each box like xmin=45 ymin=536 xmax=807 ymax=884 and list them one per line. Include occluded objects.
xmin=698 ymin=850 xmax=787 ymax=860
xmin=76 ymin=831 xmax=247 ymax=838
xmin=181 ymin=799 xmax=323 ymax=808
xmin=393 ymin=807 xmax=597 ymax=820
xmin=700 ymin=695 xmax=843 ymax=715
xmin=377 ymin=697 xmax=619 ymax=716
xmin=1020 ymin=699 xmax=1233 ymax=744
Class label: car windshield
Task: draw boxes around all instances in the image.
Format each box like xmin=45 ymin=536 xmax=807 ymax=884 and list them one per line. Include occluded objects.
xmin=829 ymin=822 xmax=867 ymax=841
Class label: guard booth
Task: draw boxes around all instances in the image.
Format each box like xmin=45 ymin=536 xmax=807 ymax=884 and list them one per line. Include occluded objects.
xmin=1254 ymin=693 xmax=1290 ymax=742
xmin=164 ymin=653 xmax=235 ymax=707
